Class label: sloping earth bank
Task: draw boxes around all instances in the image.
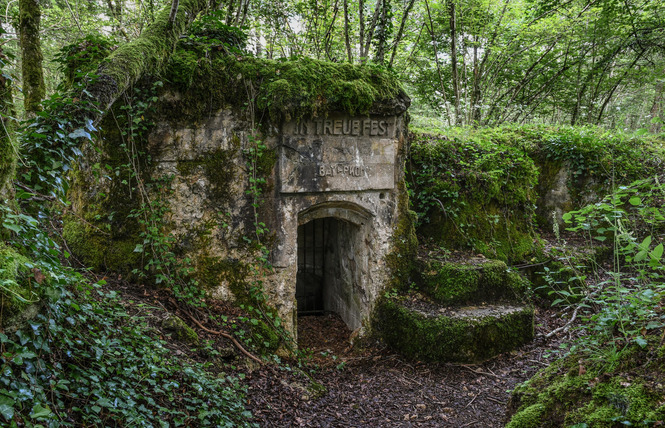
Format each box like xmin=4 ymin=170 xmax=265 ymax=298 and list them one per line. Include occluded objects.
xmin=103 ymin=274 xmax=570 ymax=427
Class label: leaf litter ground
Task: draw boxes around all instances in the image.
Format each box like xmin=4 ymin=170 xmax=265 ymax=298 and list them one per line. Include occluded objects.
xmin=244 ymin=307 xmax=570 ymax=427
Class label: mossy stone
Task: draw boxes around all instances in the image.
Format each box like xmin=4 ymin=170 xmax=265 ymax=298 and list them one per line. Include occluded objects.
xmin=162 ymin=315 xmax=199 ymax=345
xmin=62 ymin=214 xmax=141 ymax=274
xmin=162 ymin=49 xmax=407 ymax=125
xmin=376 ymin=297 xmax=534 ymax=363
xmin=507 ymin=343 xmax=665 ymax=427
xmin=417 ymin=259 xmax=529 ymax=305
xmin=0 ymin=243 xmax=39 ymax=327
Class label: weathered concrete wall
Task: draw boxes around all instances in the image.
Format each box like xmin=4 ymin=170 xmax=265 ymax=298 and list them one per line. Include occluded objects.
xmin=149 ymin=107 xmax=409 ymax=336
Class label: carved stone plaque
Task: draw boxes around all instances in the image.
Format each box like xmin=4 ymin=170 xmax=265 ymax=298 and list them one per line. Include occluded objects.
xmin=280 ymin=115 xmax=396 ymax=193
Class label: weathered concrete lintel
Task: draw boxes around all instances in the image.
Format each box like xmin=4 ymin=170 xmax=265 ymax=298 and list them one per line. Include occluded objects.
xmin=298 ymin=201 xmax=373 ymax=226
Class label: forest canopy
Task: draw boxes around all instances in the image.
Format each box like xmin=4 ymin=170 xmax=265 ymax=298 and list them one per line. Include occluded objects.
xmin=0 ymin=0 xmax=663 ymax=130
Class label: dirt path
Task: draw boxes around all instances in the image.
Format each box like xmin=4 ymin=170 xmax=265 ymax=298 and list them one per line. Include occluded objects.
xmin=245 ymin=309 xmax=567 ymax=427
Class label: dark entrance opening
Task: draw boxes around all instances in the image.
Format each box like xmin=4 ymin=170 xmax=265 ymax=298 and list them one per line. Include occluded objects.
xmin=296 ymin=218 xmax=326 ymax=315
xmin=296 ymin=216 xmax=361 ymax=329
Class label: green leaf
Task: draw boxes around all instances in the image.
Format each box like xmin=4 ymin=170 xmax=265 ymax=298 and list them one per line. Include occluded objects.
xmin=646 ymin=321 xmax=663 ymax=329
xmin=634 ymin=336 xmax=648 ymax=348
xmin=133 ymin=244 xmax=144 ymax=253
xmin=650 ymin=243 xmax=663 ymax=261
xmin=0 ymin=396 xmax=14 ymax=420
xmin=2 ymin=222 xmax=21 ymax=233
xmin=629 ymin=196 xmax=642 ymax=206
xmin=68 ymin=128 xmax=91 ymax=140
xmin=30 ymin=404 xmax=51 ymax=419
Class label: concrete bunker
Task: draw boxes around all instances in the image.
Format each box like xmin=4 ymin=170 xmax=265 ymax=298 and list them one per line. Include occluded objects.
xmin=64 ymin=56 xmax=412 ymax=342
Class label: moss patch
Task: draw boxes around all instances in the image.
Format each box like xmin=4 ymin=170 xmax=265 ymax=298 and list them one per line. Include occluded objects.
xmin=409 ymin=132 xmax=539 ymax=263
xmin=0 ymin=243 xmax=38 ymax=326
xmin=162 ymin=47 xmax=406 ymax=124
xmin=176 ymin=146 xmax=240 ymax=203
xmin=408 ymin=127 xmax=665 ymax=262
xmin=162 ymin=315 xmax=199 ymax=345
xmin=416 ymin=259 xmax=529 ymax=305
xmin=506 ymin=342 xmax=665 ymax=427
xmin=385 ymin=179 xmax=419 ymax=291
xmin=62 ymin=214 xmax=141 ymax=274
xmin=194 ymin=255 xmax=280 ymax=353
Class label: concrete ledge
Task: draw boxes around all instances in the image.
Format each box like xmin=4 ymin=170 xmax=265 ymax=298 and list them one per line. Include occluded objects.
xmin=376 ymin=296 xmax=534 ymax=363
xmin=416 ymin=258 xmax=529 ymax=306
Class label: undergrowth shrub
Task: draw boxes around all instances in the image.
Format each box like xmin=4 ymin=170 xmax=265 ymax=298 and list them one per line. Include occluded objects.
xmin=0 ymin=73 xmax=255 ymax=425
xmin=552 ymin=174 xmax=665 ymax=367
xmin=1 ymin=168 xmax=255 ymax=427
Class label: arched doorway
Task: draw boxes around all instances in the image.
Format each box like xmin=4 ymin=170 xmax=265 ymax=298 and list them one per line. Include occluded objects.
xmin=295 ymin=203 xmax=370 ymax=330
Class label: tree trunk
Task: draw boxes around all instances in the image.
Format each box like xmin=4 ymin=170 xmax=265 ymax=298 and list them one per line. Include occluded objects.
xmin=362 ymin=0 xmax=382 ymax=63
xmin=388 ymin=0 xmax=415 ymax=68
xmin=359 ymin=0 xmax=365 ymax=60
xmin=0 ymin=45 xmax=15 ymax=199
xmin=650 ymin=80 xmax=664 ymax=133
xmin=374 ymin=0 xmax=389 ymax=64
xmin=19 ymin=0 xmax=45 ymax=114
xmin=343 ymin=0 xmax=353 ymax=63
xmin=449 ymin=0 xmax=460 ymax=125
xmin=84 ymin=0 xmax=211 ymax=123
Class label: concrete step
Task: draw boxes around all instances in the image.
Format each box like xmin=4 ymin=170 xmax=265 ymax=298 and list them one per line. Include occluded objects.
xmin=415 ymin=257 xmax=530 ymax=306
xmin=376 ymin=295 xmax=534 ymax=363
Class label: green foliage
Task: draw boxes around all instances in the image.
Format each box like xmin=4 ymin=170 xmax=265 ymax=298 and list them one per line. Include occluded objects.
xmin=554 ymin=175 xmax=665 ymax=365
xmin=0 ymin=278 xmax=253 ymax=426
xmin=0 ymin=77 xmax=255 ymax=425
xmin=408 ymin=131 xmax=539 ymax=262
xmin=407 ymin=126 xmax=665 ymax=261
xmin=19 ymin=87 xmax=100 ymax=202
xmin=186 ymin=12 xmax=248 ymax=53
xmin=55 ymin=34 xmax=117 ymax=86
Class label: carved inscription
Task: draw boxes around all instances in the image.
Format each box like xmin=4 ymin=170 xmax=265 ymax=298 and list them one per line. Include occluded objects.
xmin=280 ymin=115 xmax=396 ymax=193
xmin=293 ymin=119 xmax=389 ymax=137
xmin=318 ymin=164 xmax=369 ymax=177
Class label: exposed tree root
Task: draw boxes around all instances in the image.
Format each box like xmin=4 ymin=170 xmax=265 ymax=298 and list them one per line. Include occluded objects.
xmin=182 ymin=308 xmax=264 ymax=365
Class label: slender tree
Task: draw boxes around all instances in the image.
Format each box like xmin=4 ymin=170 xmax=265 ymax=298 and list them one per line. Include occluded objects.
xmin=0 ymin=35 xmax=15 ymax=199
xmin=19 ymin=0 xmax=45 ymax=114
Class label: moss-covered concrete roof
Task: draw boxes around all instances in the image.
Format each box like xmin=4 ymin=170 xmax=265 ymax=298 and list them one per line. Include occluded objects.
xmin=163 ymin=47 xmax=410 ymax=123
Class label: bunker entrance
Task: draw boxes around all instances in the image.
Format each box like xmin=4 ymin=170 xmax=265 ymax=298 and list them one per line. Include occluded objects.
xmin=296 ymin=217 xmax=361 ymax=329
